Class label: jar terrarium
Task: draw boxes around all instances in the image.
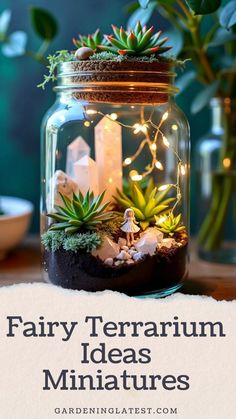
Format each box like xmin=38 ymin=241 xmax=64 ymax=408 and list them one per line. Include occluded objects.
xmin=40 ymin=24 xmax=190 ymax=297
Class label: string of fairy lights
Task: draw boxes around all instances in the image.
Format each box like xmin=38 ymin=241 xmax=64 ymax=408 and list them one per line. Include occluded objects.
xmin=85 ymin=107 xmax=187 ymax=213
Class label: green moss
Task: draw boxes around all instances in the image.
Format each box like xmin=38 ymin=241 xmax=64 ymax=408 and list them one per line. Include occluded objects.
xmin=96 ymin=214 xmax=123 ymax=238
xmin=41 ymin=231 xmax=66 ymax=251
xmin=63 ymin=232 xmax=101 ymax=252
xmin=41 ymin=230 xmax=101 ymax=253
xmin=90 ymin=52 xmax=173 ymax=63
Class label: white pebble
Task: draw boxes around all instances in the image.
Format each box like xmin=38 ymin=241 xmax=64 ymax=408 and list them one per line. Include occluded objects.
xmin=115 ymin=260 xmax=123 ymax=266
xmin=121 ymin=245 xmax=129 ymax=251
xmin=133 ymin=252 xmax=144 ymax=262
xmin=104 ymin=258 xmax=113 ymax=266
xmin=129 ymin=250 xmax=137 ymax=257
xmin=126 ymin=259 xmax=134 ymax=265
xmin=117 ymin=250 xmax=131 ymax=261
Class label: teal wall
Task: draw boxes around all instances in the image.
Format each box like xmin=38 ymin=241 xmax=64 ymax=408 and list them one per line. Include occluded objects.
xmin=0 ymin=0 xmax=210 ymax=232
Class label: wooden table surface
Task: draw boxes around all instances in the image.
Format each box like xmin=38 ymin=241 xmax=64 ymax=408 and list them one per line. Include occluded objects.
xmin=0 ymin=236 xmax=235 ymax=301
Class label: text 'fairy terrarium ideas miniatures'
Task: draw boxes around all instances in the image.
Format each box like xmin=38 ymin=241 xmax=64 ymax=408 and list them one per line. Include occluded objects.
xmin=41 ymin=22 xmax=190 ymax=297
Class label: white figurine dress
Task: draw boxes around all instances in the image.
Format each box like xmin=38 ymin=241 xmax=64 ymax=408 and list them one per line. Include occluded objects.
xmin=120 ymin=216 xmax=140 ymax=233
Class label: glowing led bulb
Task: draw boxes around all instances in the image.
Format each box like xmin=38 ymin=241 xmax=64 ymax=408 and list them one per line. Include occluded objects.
xmin=163 ymin=136 xmax=170 ymax=148
xmin=223 ymin=158 xmax=231 ymax=168
xmin=86 ymin=109 xmax=97 ymax=115
xmin=124 ymin=157 xmax=132 ymax=166
xmin=110 ymin=113 xmax=118 ymax=121
xmin=172 ymin=124 xmax=178 ymax=131
xmin=129 ymin=170 xmax=142 ymax=181
xmin=157 ymin=216 xmax=167 ymax=224
xmin=133 ymin=123 xmax=148 ymax=134
xmin=84 ymin=121 xmax=91 ymax=127
xmin=162 ymin=111 xmax=169 ymax=122
xmin=180 ymin=165 xmax=186 ymax=175
xmin=155 ymin=161 xmax=164 ymax=171
xmin=150 ymin=143 xmax=157 ymax=151
xmin=158 ymin=184 xmax=170 ymax=191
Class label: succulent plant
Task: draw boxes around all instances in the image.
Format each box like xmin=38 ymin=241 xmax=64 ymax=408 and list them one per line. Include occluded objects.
xmin=73 ymin=29 xmax=107 ymax=51
xmin=98 ymin=22 xmax=171 ymax=56
xmin=155 ymin=213 xmax=186 ymax=237
xmin=114 ymin=179 xmax=175 ymax=230
xmin=47 ymin=190 xmax=114 ymax=234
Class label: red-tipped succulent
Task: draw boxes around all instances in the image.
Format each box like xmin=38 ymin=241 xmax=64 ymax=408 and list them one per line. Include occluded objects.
xmin=98 ymin=21 xmax=171 ymax=56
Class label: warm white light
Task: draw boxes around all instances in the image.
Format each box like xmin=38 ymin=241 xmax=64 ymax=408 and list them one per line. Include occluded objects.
xmin=172 ymin=124 xmax=178 ymax=131
xmin=158 ymin=184 xmax=170 ymax=191
xmin=155 ymin=161 xmax=164 ymax=171
xmin=130 ymin=170 xmax=142 ymax=181
xmin=84 ymin=121 xmax=91 ymax=127
xmin=163 ymin=136 xmax=170 ymax=148
xmin=110 ymin=113 xmax=118 ymax=121
xmin=180 ymin=165 xmax=186 ymax=175
xmin=157 ymin=216 xmax=167 ymax=224
xmin=162 ymin=111 xmax=169 ymax=122
xmin=150 ymin=143 xmax=157 ymax=151
xmin=133 ymin=123 xmax=147 ymax=134
xmin=86 ymin=109 xmax=97 ymax=115
xmin=108 ymin=177 xmax=113 ymax=184
xmin=124 ymin=157 xmax=132 ymax=166
xmin=223 ymin=158 xmax=231 ymax=168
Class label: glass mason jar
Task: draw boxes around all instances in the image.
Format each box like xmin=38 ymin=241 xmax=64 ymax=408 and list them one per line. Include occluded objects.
xmin=41 ymin=60 xmax=190 ymax=297
xmin=196 ymin=98 xmax=236 ymax=264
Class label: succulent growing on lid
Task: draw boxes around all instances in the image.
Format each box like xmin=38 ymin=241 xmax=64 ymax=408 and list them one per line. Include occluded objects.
xmin=98 ymin=21 xmax=171 ymax=56
xmin=73 ymin=29 xmax=107 ymax=51
xmin=47 ymin=190 xmax=114 ymax=234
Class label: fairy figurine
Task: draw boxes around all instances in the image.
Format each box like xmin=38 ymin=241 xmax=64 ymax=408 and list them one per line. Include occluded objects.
xmin=120 ymin=208 xmax=140 ymax=246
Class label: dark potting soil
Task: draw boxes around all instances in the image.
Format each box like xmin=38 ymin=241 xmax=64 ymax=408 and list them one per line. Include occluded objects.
xmin=44 ymin=242 xmax=188 ymax=296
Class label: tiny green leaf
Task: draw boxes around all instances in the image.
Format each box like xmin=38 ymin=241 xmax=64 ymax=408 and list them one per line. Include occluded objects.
xmin=185 ymin=0 xmax=221 ymax=15
xmin=139 ymin=0 xmax=151 ymax=8
xmin=30 ymin=7 xmax=58 ymax=40
xmin=220 ymin=1 xmax=236 ymax=29
xmin=191 ymin=81 xmax=220 ymax=114
xmin=176 ymin=71 xmax=196 ymax=93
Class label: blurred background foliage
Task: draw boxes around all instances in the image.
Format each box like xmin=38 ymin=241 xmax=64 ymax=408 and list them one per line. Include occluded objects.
xmin=0 ymin=0 xmax=214 ymax=232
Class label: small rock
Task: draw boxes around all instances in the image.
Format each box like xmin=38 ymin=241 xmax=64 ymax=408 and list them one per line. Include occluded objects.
xmin=133 ymin=252 xmax=145 ymax=262
xmin=121 ymin=245 xmax=129 ymax=251
xmin=116 ymin=250 xmax=131 ymax=261
xmin=115 ymin=260 xmax=123 ymax=266
xmin=158 ymin=238 xmax=177 ymax=249
xmin=135 ymin=228 xmax=162 ymax=256
xmin=104 ymin=258 xmax=113 ymax=266
xmin=129 ymin=250 xmax=137 ymax=257
xmin=126 ymin=259 xmax=134 ymax=265
xmin=118 ymin=238 xmax=127 ymax=247
xmin=47 ymin=170 xmax=78 ymax=211
xmin=140 ymin=227 xmax=164 ymax=242
xmin=75 ymin=47 xmax=94 ymax=60
xmin=92 ymin=236 xmax=120 ymax=261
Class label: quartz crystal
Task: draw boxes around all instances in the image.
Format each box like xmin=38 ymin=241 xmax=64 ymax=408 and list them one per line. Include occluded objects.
xmin=74 ymin=155 xmax=99 ymax=196
xmin=47 ymin=170 xmax=78 ymax=211
xmin=95 ymin=116 xmax=122 ymax=201
xmin=66 ymin=136 xmax=90 ymax=179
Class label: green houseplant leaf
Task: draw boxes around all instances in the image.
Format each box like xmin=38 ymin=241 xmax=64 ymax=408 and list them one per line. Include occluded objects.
xmin=220 ymin=1 xmax=236 ymax=29
xmin=128 ymin=2 xmax=156 ymax=29
xmin=30 ymin=7 xmax=58 ymax=41
xmin=185 ymin=0 xmax=221 ymax=15
xmin=2 ymin=31 xmax=27 ymax=57
xmin=176 ymin=71 xmax=196 ymax=93
xmin=191 ymin=80 xmax=220 ymax=114
xmin=0 ymin=9 xmax=11 ymax=36
xmin=139 ymin=0 xmax=151 ymax=7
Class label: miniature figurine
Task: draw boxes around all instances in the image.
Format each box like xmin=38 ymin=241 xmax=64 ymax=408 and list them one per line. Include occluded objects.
xmin=120 ymin=208 xmax=140 ymax=246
